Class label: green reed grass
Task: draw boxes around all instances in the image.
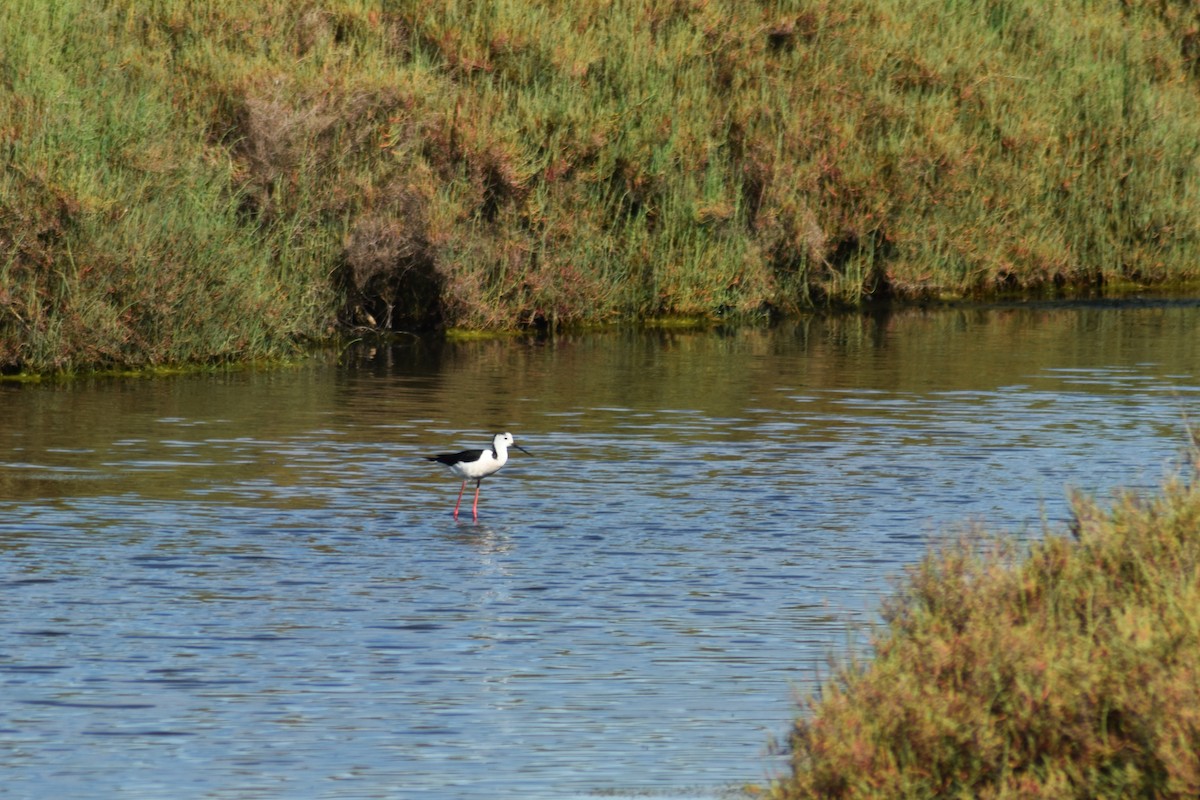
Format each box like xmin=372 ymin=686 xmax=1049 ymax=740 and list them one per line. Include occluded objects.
xmin=771 ymin=451 xmax=1200 ymax=798
xmin=4 ymin=0 xmax=1200 ymax=372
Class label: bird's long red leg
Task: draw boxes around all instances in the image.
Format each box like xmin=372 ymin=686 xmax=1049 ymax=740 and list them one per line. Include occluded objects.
xmin=472 ymin=482 xmax=481 ymax=520
xmin=452 ymin=480 xmax=466 ymax=519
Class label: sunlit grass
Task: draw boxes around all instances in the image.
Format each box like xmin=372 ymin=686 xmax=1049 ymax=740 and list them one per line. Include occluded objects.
xmin=4 ymin=0 xmax=1200 ymax=372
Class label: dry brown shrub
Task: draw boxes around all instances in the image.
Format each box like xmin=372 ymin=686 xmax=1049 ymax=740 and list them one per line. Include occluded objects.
xmin=340 ymin=180 xmax=442 ymax=330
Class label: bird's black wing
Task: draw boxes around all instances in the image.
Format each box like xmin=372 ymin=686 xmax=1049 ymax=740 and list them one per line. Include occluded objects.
xmin=426 ymin=449 xmax=485 ymax=466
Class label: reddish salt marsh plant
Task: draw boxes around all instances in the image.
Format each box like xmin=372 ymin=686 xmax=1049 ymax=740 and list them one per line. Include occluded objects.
xmin=772 ymin=450 xmax=1200 ymax=798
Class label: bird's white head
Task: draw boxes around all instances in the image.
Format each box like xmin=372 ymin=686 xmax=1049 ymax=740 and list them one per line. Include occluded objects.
xmin=493 ymin=432 xmax=530 ymax=457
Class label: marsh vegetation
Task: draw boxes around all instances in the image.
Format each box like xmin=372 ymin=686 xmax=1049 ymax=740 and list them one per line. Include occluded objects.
xmin=4 ymin=0 xmax=1200 ymax=373
xmin=773 ymin=449 xmax=1200 ymax=798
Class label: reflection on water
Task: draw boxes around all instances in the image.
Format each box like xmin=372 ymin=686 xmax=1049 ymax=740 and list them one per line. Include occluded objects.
xmin=2 ymin=302 xmax=1199 ymax=799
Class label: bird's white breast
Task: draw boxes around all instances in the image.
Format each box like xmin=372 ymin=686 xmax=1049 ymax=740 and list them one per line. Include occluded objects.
xmin=452 ymin=448 xmax=506 ymax=480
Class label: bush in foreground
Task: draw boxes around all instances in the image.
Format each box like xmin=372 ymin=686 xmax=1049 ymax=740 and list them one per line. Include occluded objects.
xmin=773 ymin=453 xmax=1200 ymax=798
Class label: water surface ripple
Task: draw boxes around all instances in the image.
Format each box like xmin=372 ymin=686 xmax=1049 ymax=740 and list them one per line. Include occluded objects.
xmin=2 ymin=304 xmax=1198 ymax=798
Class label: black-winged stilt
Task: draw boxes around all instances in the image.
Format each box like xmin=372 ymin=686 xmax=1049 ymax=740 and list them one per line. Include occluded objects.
xmin=425 ymin=432 xmax=530 ymax=520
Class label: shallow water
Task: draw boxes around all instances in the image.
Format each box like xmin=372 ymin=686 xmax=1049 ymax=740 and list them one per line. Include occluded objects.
xmin=2 ymin=302 xmax=1198 ymax=798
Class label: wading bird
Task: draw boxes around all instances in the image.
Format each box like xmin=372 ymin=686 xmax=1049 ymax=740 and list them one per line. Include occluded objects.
xmin=425 ymin=432 xmax=529 ymax=520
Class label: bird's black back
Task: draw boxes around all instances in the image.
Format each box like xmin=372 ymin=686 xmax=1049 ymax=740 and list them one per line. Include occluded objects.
xmin=427 ymin=449 xmax=485 ymax=466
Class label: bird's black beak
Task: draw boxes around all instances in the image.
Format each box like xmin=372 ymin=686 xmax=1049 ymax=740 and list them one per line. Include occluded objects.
xmin=513 ymin=444 xmax=531 ymax=456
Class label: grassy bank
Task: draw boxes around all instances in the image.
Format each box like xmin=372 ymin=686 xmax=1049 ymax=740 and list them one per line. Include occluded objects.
xmin=5 ymin=1 xmax=1200 ymax=373
xmin=771 ymin=448 xmax=1200 ymax=798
